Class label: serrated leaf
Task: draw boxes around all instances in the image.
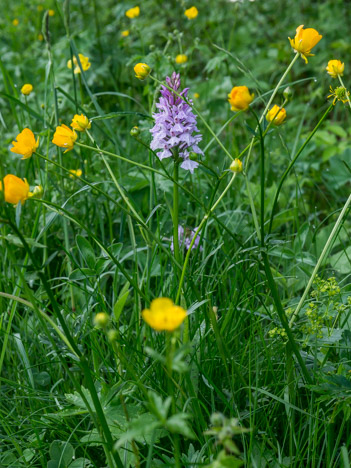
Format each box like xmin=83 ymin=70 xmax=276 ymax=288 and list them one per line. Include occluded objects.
xmin=114 ymin=413 xmax=161 ymax=448
xmin=166 ymin=413 xmax=195 ymax=439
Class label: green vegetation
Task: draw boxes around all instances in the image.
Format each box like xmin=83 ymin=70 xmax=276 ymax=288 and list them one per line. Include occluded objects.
xmin=1 ymin=0 xmax=351 ymax=466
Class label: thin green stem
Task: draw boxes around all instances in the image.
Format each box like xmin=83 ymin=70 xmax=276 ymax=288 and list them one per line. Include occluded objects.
xmin=172 ymin=162 xmax=181 ymax=276
xmin=268 ymin=104 xmax=333 ymax=234
xmin=338 ymin=75 xmax=351 ymax=109
xmin=289 ymin=192 xmax=351 ymax=327
xmin=76 ymin=141 xmax=165 ymax=177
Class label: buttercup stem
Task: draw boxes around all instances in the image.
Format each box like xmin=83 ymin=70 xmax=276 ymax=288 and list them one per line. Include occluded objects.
xmin=289 ymin=192 xmax=351 ymax=327
xmin=268 ymin=103 xmax=333 ymax=234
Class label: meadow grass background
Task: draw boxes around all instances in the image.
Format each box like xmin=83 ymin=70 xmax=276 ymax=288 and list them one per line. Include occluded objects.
xmin=1 ymin=0 xmax=351 ymax=467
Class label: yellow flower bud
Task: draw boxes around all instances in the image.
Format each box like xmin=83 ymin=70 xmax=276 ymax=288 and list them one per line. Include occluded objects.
xmin=126 ymin=6 xmax=140 ymax=18
xmin=142 ymin=298 xmax=187 ymax=332
xmin=266 ymin=105 xmax=287 ymax=126
xmin=121 ymin=30 xmax=130 ymax=37
xmin=228 ymin=86 xmax=254 ymax=112
xmin=326 ymin=60 xmax=344 ymax=79
xmin=134 ymin=63 xmax=151 ymax=80
xmin=176 ymin=54 xmax=188 ymax=64
xmin=12 ymin=19 xmax=19 ymax=26
xmin=107 ymin=329 xmax=118 ymax=342
xmin=71 ymin=114 xmax=91 ymax=132
xmin=130 ymin=126 xmax=140 ymax=137
xmin=21 ymin=84 xmax=33 ymax=96
xmin=94 ymin=312 xmax=110 ymax=328
xmin=194 ymin=93 xmax=200 ymax=99
xmin=48 ymin=9 xmax=55 ymax=16
xmin=184 ymin=6 xmax=198 ymax=20
xmin=230 ymin=158 xmax=243 ymax=173
xmin=289 ymin=25 xmax=322 ymax=64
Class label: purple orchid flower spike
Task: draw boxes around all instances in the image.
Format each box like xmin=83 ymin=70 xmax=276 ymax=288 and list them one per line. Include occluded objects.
xmin=150 ymin=72 xmax=203 ymax=173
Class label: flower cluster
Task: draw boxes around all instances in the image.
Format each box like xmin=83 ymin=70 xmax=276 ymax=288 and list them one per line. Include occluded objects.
xmin=67 ymin=53 xmax=91 ymax=74
xmin=150 ymin=72 xmax=203 ymax=173
xmin=52 ymin=114 xmax=90 ymax=153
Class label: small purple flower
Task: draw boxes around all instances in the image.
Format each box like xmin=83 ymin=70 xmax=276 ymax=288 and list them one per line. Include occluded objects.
xmin=150 ymin=72 xmax=203 ymax=173
xmin=171 ymin=225 xmax=203 ymax=252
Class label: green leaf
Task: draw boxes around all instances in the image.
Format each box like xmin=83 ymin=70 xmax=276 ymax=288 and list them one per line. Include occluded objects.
xmin=34 ymin=371 xmax=51 ymax=387
xmin=114 ymin=413 xmax=161 ymax=448
xmin=113 ymin=282 xmax=130 ymax=322
xmin=166 ymin=413 xmax=195 ymax=439
xmin=69 ymin=458 xmax=93 ymax=468
xmin=69 ymin=268 xmax=97 ymax=280
xmin=76 ymin=235 xmax=96 ymax=269
xmin=49 ymin=440 xmax=74 ymax=467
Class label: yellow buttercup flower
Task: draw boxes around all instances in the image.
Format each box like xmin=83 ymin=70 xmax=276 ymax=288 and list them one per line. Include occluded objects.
xmin=134 ymin=63 xmax=151 ymax=80
xmin=71 ymin=114 xmax=91 ymax=132
xmin=0 ymin=175 xmax=32 ymax=205
xmin=176 ymin=54 xmax=188 ymax=64
xmin=185 ymin=6 xmax=198 ymax=19
xmin=10 ymin=128 xmax=39 ymax=160
xmin=69 ymin=169 xmax=83 ymax=178
xmin=126 ymin=6 xmax=140 ymax=18
xmin=52 ymin=124 xmax=77 ymax=153
xmin=230 ymin=158 xmax=243 ymax=173
xmin=21 ymin=84 xmax=33 ymax=96
xmin=228 ymin=86 xmax=254 ymax=112
xmin=289 ymin=25 xmax=322 ymax=64
xmin=121 ymin=30 xmax=130 ymax=37
xmin=12 ymin=19 xmax=19 ymax=26
xmin=194 ymin=92 xmax=200 ymax=99
xmin=266 ymin=104 xmax=287 ymax=126
xmin=142 ymin=298 xmax=187 ymax=332
xmin=67 ymin=54 xmax=91 ymax=74
xmin=48 ymin=9 xmax=55 ymax=16
xmin=326 ymin=60 xmax=344 ymax=79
